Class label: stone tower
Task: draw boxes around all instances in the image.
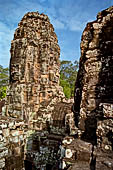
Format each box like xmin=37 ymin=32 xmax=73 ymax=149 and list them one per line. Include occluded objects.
xmin=74 ymin=6 xmax=113 ymax=150
xmin=0 ymin=12 xmax=75 ymax=170
xmin=5 ymin=12 xmax=64 ymax=121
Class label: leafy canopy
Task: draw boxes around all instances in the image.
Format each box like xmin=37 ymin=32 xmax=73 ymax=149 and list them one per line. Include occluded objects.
xmin=60 ymin=60 xmax=78 ymax=98
xmin=0 ymin=65 xmax=9 ymax=100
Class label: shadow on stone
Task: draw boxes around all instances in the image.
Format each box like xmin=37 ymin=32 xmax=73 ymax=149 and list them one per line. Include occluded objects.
xmin=24 ymin=127 xmax=63 ymax=170
xmin=81 ymin=117 xmax=97 ymax=145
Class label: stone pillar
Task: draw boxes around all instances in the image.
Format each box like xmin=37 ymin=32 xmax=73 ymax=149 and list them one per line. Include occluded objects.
xmin=74 ymin=6 xmax=113 ymax=149
xmin=5 ymin=12 xmax=61 ymax=121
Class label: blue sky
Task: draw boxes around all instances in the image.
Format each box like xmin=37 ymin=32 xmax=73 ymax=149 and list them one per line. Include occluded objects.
xmin=0 ymin=0 xmax=113 ymax=67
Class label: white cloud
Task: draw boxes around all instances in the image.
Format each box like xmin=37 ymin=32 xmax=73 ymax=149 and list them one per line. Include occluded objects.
xmin=57 ymin=3 xmax=94 ymax=32
xmin=68 ymin=19 xmax=86 ymax=31
xmin=39 ymin=0 xmax=47 ymax=3
xmin=0 ymin=1 xmax=45 ymax=26
xmin=49 ymin=16 xmax=65 ymax=30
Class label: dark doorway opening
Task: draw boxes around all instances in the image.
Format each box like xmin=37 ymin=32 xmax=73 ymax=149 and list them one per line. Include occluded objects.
xmin=24 ymin=160 xmax=33 ymax=170
xmin=46 ymin=164 xmax=53 ymax=170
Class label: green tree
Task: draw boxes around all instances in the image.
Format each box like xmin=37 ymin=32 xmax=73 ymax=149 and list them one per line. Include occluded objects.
xmin=60 ymin=60 xmax=78 ymax=98
xmin=0 ymin=65 xmax=9 ymax=100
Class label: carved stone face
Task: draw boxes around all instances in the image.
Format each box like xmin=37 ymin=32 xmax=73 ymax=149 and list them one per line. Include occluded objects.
xmin=74 ymin=7 xmax=113 ymax=149
xmin=7 ymin=12 xmax=61 ymax=120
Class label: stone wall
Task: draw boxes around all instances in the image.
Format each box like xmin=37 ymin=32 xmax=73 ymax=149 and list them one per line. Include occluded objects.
xmin=0 ymin=116 xmax=27 ymax=170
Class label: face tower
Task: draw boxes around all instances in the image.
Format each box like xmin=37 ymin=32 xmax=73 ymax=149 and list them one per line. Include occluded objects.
xmin=5 ymin=12 xmax=62 ymax=121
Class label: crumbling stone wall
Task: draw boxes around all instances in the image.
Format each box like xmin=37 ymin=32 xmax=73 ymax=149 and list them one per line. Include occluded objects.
xmin=0 ymin=116 xmax=27 ymax=170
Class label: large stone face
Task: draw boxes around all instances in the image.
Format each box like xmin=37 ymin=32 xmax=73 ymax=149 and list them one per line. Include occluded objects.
xmin=5 ymin=12 xmax=63 ymax=121
xmin=71 ymin=6 xmax=113 ymax=170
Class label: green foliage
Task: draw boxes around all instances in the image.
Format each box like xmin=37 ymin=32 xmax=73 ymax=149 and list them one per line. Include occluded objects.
xmin=60 ymin=60 xmax=78 ymax=98
xmin=60 ymin=78 xmax=71 ymax=98
xmin=0 ymin=65 xmax=9 ymax=100
xmin=0 ymin=86 xmax=7 ymax=99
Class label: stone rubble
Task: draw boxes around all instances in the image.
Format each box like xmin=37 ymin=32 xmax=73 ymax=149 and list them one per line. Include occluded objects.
xmin=0 ymin=116 xmax=27 ymax=170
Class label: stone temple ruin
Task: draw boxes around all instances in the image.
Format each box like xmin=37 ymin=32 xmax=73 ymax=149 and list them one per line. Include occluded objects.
xmin=0 ymin=6 xmax=113 ymax=170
